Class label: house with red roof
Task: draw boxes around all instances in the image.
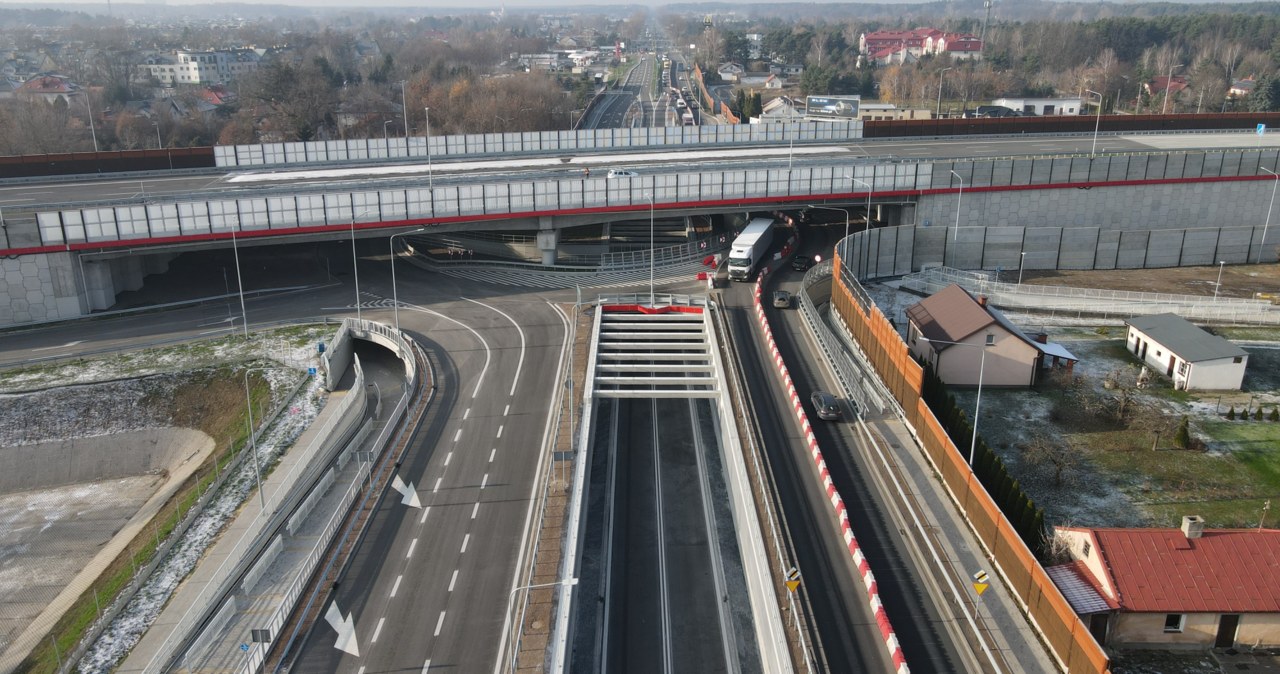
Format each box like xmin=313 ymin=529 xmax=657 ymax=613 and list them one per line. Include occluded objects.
xmin=860 ymin=28 xmax=983 ymax=63
xmin=16 ymin=73 xmax=80 ymax=104
xmin=1052 ymin=518 xmax=1280 ymax=649
xmin=1144 ymin=75 xmax=1189 ymax=99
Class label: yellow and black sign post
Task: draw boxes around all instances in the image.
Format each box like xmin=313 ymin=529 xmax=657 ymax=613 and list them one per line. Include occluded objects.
xmin=973 ymin=569 xmax=990 ymax=597
xmin=785 ymin=567 xmax=802 ymax=593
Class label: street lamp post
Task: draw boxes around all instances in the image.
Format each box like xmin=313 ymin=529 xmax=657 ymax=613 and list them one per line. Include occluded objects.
xmin=646 ymin=194 xmax=655 ymax=305
xmin=1085 ymin=89 xmax=1103 ymax=157
xmin=1260 ymin=167 xmax=1279 ymax=264
xmin=920 ymin=337 xmax=989 ymax=465
xmin=809 ymin=204 xmax=850 ymax=239
xmin=230 ymin=217 xmax=249 ymax=338
xmin=1214 ymin=260 xmax=1225 ymax=301
xmin=83 ymin=93 xmax=98 ymax=152
xmin=389 ymin=227 xmax=429 ymax=333
xmin=936 ymin=67 xmax=952 ymax=118
xmin=350 ymin=208 xmax=376 ymax=320
xmin=242 ymin=367 xmax=275 ymax=509
xmin=1018 ymin=251 xmax=1026 ymax=285
xmin=383 ymin=120 xmax=392 ymax=142
xmin=949 ymin=169 xmax=964 ymax=241
xmin=399 ymin=80 xmax=409 ymax=137
xmin=507 ymin=578 xmax=578 ymax=673
xmin=1162 ymin=63 xmax=1183 ymax=115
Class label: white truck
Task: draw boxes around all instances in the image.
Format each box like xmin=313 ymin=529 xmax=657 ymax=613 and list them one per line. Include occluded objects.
xmin=726 ymin=217 xmax=776 ymax=281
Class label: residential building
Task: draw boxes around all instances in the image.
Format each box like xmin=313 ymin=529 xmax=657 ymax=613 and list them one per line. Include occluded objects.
xmin=1052 ymin=519 xmax=1280 ymax=649
xmin=1229 ymin=78 xmax=1257 ymax=99
xmin=753 ymin=95 xmax=805 ymax=123
xmin=1145 ymin=75 xmax=1189 ymax=99
xmin=992 ymin=97 xmax=1084 ymax=115
xmin=860 ymin=28 xmax=982 ymax=62
xmin=717 ymin=62 xmax=744 ymax=82
xmin=905 ymin=283 xmax=1078 ymax=387
xmin=1124 ymin=313 xmax=1248 ymax=390
xmin=16 ymin=73 xmax=80 ymax=104
xmin=144 ymin=49 xmax=260 ymax=86
xmin=857 ymin=103 xmax=932 ymax=121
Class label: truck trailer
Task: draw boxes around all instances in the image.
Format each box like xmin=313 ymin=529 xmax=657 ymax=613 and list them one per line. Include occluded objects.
xmin=726 ymin=218 xmax=776 ymax=281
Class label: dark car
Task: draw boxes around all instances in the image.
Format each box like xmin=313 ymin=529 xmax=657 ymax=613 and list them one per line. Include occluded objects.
xmin=811 ymin=391 xmax=841 ymax=421
xmin=791 ymin=256 xmax=812 ymax=272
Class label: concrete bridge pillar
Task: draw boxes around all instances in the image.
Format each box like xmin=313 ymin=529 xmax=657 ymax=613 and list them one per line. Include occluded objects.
xmin=537 ymin=216 xmax=559 ymax=266
xmin=82 ymin=259 xmax=116 ymax=311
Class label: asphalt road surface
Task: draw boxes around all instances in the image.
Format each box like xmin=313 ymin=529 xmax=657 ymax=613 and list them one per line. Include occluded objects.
xmin=288 ymin=277 xmax=567 ymax=673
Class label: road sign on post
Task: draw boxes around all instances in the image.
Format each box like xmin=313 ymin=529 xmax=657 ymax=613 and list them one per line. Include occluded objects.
xmin=785 ymin=567 xmax=801 ymax=593
xmin=973 ymin=569 xmax=990 ymax=596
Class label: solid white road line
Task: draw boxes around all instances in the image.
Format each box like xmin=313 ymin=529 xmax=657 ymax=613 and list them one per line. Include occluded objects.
xmin=434 ymin=611 xmax=447 ymax=637
xmin=463 ymin=298 xmax=527 ymax=396
xmin=372 ymin=617 xmax=385 ymax=643
xmin=461 ymin=534 xmax=470 ymax=553
xmin=391 ymin=575 xmax=403 ymax=598
xmin=404 ymin=304 xmax=491 ymax=398
xmin=472 ymin=502 xmax=480 ymax=519
xmin=489 ymin=448 xmax=496 ymax=462
xmin=406 ymin=538 xmax=418 ymax=558
xmin=449 ymin=569 xmax=459 ymax=592
xmin=420 ymin=505 xmax=431 ymax=524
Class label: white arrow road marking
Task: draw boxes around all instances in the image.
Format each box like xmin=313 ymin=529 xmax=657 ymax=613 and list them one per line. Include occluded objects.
xmin=31 ymin=340 xmax=84 ymax=352
xmin=391 ymin=474 xmax=422 ymax=509
xmin=324 ymin=601 xmax=360 ymax=657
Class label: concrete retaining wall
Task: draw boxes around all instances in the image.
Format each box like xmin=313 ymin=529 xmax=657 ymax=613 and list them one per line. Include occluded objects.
xmin=0 ymin=427 xmax=213 ymax=495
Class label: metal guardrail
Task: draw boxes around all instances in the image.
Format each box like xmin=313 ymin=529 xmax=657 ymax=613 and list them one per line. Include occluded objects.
xmin=797 ymin=260 xmax=886 ymax=416
xmin=596 ymin=292 xmax=713 ymax=307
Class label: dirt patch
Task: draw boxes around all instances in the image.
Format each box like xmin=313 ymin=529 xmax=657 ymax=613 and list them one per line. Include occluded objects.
xmin=1020 ymin=262 xmax=1280 ymax=301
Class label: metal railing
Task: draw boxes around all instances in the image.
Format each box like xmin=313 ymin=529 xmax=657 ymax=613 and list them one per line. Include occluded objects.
xmin=899 ymin=266 xmax=1280 ymax=325
xmin=796 ymin=260 xmax=887 ymax=416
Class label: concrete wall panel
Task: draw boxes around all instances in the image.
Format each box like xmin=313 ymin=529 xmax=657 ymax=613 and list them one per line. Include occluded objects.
xmin=1146 ymin=229 xmax=1185 ymax=268
xmin=1180 ymin=229 xmax=1221 ymax=266
xmin=1059 ymin=227 xmax=1101 ymax=269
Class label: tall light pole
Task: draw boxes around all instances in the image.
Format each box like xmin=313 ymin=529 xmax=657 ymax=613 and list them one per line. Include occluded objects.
xmin=936 ymin=67 xmax=953 ymax=118
xmin=1261 ymin=167 xmax=1279 ymax=264
xmin=950 ymin=169 xmax=964 ymax=241
xmin=1214 ymin=260 xmax=1225 ymax=301
xmin=399 ymin=80 xmax=409 ymax=137
xmin=350 ymin=208 xmax=376 ymax=320
xmin=646 ymin=193 xmax=655 ymax=305
xmin=82 ymin=93 xmax=98 ymax=152
xmin=389 ymin=227 xmax=428 ymax=333
xmin=1085 ymin=89 xmax=1103 ymax=157
xmin=242 ymin=367 xmax=277 ymax=509
xmin=507 ymin=578 xmax=578 ymax=673
xmin=920 ymin=337 xmax=989 ymax=465
xmin=230 ymin=216 xmax=249 ymax=338
xmin=1018 ymin=251 xmax=1026 ymax=285
xmin=1162 ymin=63 xmax=1183 ymax=115
xmin=424 ymin=107 xmax=433 ymax=190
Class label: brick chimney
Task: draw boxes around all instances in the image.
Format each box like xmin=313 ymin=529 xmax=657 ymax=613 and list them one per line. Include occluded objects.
xmin=1035 ymin=331 xmax=1049 ymax=344
xmin=1181 ymin=515 xmax=1204 ymax=539
xmin=977 ymin=295 xmax=988 ymax=307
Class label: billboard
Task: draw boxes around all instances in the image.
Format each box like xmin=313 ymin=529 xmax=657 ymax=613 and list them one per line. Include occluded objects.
xmin=805 ymin=95 xmax=861 ymax=119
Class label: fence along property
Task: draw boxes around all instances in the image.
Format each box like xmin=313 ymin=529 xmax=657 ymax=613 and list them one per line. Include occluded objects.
xmin=828 ymin=252 xmax=1110 ymax=674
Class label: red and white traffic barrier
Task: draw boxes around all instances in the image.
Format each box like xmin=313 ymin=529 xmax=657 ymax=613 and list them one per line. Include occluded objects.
xmin=753 ymin=278 xmax=910 ymax=674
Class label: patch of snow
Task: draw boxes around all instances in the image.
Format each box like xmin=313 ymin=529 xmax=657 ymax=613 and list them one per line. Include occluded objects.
xmin=76 ymin=377 xmax=326 ymax=673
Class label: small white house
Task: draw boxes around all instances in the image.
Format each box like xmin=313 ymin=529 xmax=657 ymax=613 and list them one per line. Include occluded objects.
xmin=1125 ymin=314 xmax=1248 ymax=390
xmin=992 ymin=97 xmax=1084 ymax=116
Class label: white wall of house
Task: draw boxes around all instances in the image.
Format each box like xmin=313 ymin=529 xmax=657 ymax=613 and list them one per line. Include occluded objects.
xmin=1185 ymin=355 xmax=1248 ymax=391
xmin=1126 ymin=326 xmax=1246 ymax=390
xmin=907 ymin=324 xmax=1039 ymax=387
xmin=1113 ymin=612 xmax=1221 ymax=648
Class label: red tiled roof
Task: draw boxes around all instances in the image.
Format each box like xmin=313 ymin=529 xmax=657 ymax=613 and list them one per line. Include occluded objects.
xmin=1091 ymin=528 xmax=1280 ymax=612
xmin=18 ymin=74 xmax=75 ymax=94
xmin=1148 ymin=75 xmax=1188 ymax=96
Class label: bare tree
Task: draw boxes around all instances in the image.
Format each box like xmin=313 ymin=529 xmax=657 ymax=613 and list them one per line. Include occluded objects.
xmin=1021 ymin=433 xmax=1079 ymax=487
